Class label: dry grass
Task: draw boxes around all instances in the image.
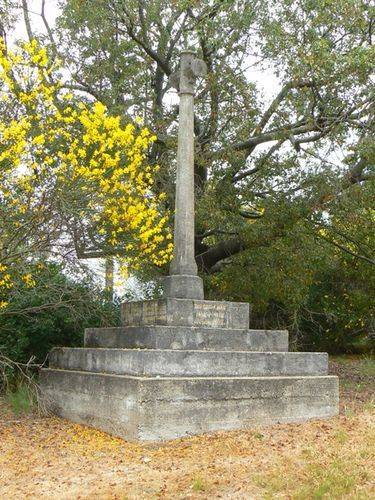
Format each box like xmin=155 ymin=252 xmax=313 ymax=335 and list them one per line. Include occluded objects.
xmin=0 ymin=356 xmax=374 ymax=499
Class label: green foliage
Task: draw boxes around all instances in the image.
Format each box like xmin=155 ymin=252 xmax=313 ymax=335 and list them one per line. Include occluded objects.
xmin=1 ymin=0 xmax=373 ymax=354
xmin=206 ymin=204 xmax=374 ymax=353
xmin=4 ymin=384 xmax=35 ymax=415
xmin=192 ymin=477 xmax=205 ymax=492
xmin=300 ymin=259 xmax=374 ymax=353
xmin=0 ymin=262 xmax=119 ymax=363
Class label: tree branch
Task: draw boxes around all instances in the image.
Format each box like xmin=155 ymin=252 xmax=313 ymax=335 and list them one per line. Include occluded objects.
xmin=196 ymin=237 xmax=246 ymax=272
xmin=317 ymin=232 xmax=375 ymax=265
xmin=21 ymin=0 xmax=34 ymax=41
xmin=255 ymin=80 xmax=313 ymax=134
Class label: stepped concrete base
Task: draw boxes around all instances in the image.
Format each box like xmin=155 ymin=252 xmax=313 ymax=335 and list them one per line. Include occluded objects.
xmin=48 ymin=348 xmax=328 ymax=377
xmin=40 ymin=369 xmax=339 ymax=441
xmin=84 ymin=326 xmax=289 ymax=351
xmin=41 ymin=296 xmax=339 ymax=441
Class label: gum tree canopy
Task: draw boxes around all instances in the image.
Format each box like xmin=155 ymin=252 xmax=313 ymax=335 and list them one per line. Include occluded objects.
xmin=13 ymin=0 xmax=375 ymax=276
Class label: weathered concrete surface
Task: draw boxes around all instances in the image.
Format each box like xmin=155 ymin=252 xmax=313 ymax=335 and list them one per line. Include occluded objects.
xmin=84 ymin=326 xmax=289 ymax=352
xmin=40 ymin=369 xmax=339 ymax=441
xmin=169 ymin=51 xmax=200 ymax=280
xmin=121 ymin=298 xmax=250 ymax=328
xmin=41 ymin=295 xmax=339 ymax=441
xmin=163 ymin=275 xmax=204 ymax=300
xmin=49 ymin=348 xmax=328 ymax=378
xmin=166 ymin=51 xmax=207 ymax=303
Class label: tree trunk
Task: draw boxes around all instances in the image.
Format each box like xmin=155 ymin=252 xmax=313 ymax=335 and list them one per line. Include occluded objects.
xmin=105 ymin=256 xmax=114 ymax=300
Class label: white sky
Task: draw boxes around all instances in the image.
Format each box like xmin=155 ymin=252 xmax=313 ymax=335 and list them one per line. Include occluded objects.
xmin=11 ymin=0 xmax=59 ymax=41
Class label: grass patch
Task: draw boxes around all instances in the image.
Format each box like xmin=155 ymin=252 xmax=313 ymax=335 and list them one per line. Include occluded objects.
xmin=253 ymin=407 xmax=374 ymax=500
xmin=341 ymin=380 xmax=366 ymax=391
xmin=254 ymin=457 xmax=370 ymax=500
xmin=4 ymin=384 xmax=35 ymax=415
xmin=334 ymin=430 xmax=349 ymax=444
xmin=357 ymin=356 xmax=375 ymax=377
xmin=331 ymin=355 xmax=374 ymax=397
xmin=295 ymin=459 xmax=370 ymax=499
xmin=192 ymin=477 xmax=205 ymax=492
xmin=332 ymin=354 xmax=375 ymax=374
xmin=363 ymin=400 xmax=375 ymax=411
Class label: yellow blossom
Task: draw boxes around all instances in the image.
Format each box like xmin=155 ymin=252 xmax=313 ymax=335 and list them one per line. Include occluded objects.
xmin=0 ymin=37 xmax=173 ymax=272
xmin=22 ymin=274 xmax=36 ymax=288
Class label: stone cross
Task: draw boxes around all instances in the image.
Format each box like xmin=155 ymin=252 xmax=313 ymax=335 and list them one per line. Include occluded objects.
xmin=164 ymin=50 xmax=207 ymax=300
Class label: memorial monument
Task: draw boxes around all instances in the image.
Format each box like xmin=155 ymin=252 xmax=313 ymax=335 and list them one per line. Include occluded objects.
xmin=41 ymin=51 xmax=339 ymax=441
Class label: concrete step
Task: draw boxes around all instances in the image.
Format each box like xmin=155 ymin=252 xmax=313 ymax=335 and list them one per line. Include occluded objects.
xmin=40 ymin=368 xmax=339 ymax=441
xmin=48 ymin=348 xmax=328 ymax=377
xmin=84 ymin=326 xmax=289 ymax=352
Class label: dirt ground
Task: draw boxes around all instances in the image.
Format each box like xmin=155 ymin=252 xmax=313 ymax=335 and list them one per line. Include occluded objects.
xmin=0 ymin=356 xmax=374 ymax=499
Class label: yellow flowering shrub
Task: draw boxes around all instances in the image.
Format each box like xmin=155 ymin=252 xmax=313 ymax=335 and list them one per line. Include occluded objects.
xmin=0 ymin=39 xmax=172 ymax=304
xmin=21 ymin=274 xmax=36 ymax=288
xmin=58 ymin=101 xmax=173 ymax=265
xmin=0 ymin=264 xmax=13 ymax=290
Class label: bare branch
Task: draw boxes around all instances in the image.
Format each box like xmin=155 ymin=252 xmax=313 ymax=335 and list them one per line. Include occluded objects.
xmin=317 ymin=232 xmax=375 ymax=265
xmin=41 ymin=0 xmax=56 ymax=49
xmin=225 ymin=123 xmax=318 ymax=153
xmin=117 ymin=8 xmax=171 ymax=76
xmin=232 ymin=139 xmax=285 ymax=182
xmin=21 ymin=0 xmax=34 ymax=41
xmin=255 ymin=80 xmax=313 ymax=135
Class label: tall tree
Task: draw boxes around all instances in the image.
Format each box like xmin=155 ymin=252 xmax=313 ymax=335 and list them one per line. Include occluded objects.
xmin=49 ymin=0 xmax=374 ymax=273
xmin=2 ymin=0 xmax=373 ymax=348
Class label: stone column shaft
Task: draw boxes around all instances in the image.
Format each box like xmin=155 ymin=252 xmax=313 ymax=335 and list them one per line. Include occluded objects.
xmin=164 ymin=50 xmax=204 ymax=299
xmin=170 ymin=91 xmax=197 ymax=275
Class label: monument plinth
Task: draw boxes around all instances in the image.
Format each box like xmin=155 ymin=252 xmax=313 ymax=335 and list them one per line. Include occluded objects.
xmin=41 ymin=51 xmax=338 ymax=441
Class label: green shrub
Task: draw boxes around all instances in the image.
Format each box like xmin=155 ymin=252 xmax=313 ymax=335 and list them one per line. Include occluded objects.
xmin=0 ymin=262 xmax=119 ymax=364
xmin=206 ymin=240 xmax=374 ymax=354
xmin=298 ymin=261 xmax=374 ymax=354
xmin=4 ymin=384 xmax=35 ymax=415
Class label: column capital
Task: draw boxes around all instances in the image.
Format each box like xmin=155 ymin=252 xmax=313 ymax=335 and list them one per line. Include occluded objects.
xmin=168 ymin=52 xmax=207 ymax=95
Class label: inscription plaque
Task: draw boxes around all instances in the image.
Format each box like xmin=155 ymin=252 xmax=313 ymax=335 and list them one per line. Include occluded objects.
xmin=142 ymin=301 xmax=158 ymax=324
xmin=121 ymin=298 xmax=249 ymax=328
xmin=193 ymin=303 xmax=227 ymax=328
